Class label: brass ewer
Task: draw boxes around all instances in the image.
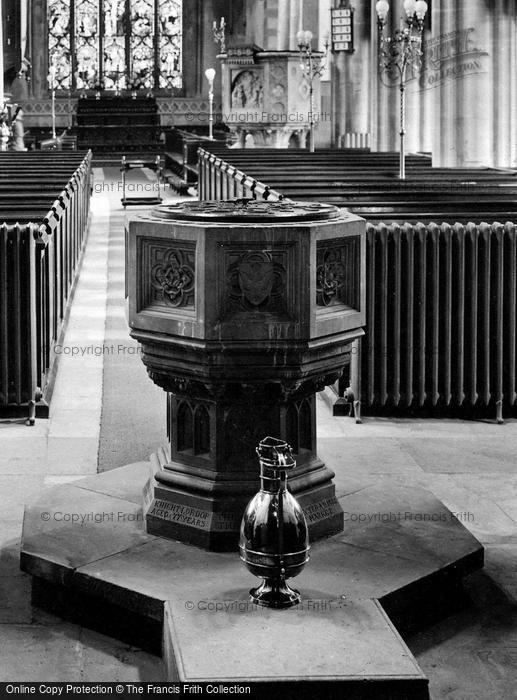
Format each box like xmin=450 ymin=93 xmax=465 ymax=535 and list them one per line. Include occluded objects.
xmin=239 ymin=437 xmax=310 ymax=608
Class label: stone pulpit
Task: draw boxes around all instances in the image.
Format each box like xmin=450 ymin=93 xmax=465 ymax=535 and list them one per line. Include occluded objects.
xmin=126 ymin=200 xmax=365 ymax=550
xmin=218 ymin=45 xmax=323 ymax=148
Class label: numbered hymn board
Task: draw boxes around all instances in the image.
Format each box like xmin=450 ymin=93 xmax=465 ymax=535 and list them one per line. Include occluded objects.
xmin=331 ymin=6 xmax=354 ymax=53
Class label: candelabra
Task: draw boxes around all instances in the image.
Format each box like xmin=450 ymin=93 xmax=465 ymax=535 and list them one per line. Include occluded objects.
xmin=213 ymin=17 xmax=226 ymax=54
xmin=205 ymin=68 xmax=216 ymax=140
xmin=114 ymin=65 xmax=124 ymax=96
xmin=376 ymin=0 xmax=428 ymax=179
xmin=297 ymin=30 xmax=328 ymax=153
xmin=48 ymin=63 xmax=57 ymax=140
xmin=67 ymin=88 xmax=73 ymax=129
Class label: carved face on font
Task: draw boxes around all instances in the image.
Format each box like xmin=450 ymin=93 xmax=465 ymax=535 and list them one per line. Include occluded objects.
xmin=237 ymin=252 xmax=274 ymax=307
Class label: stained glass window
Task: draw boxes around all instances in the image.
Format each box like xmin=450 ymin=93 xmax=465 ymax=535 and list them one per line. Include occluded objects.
xmin=75 ymin=0 xmax=100 ymax=89
xmin=48 ymin=0 xmax=72 ymax=90
xmin=130 ymin=0 xmax=155 ymax=89
xmin=47 ymin=0 xmax=182 ymax=92
xmin=103 ymin=0 xmax=126 ymax=90
xmin=159 ymin=0 xmax=182 ymax=90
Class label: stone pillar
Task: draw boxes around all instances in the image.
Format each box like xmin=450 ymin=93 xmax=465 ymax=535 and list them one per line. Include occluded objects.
xmin=404 ymin=17 xmax=432 ymax=154
xmin=289 ymin=0 xmax=303 ymax=50
xmin=430 ymin=0 xmax=494 ymax=166
xmin=277 ymin=0 xmax=290 ymax=50
xmin=0 ymin=0 xmax=4 ymax=106
xmin=303 ymin=0 xmax=319 ymax=43
xmin=414 ymin=20 xmax=434 ymax=154
xmin=30 ymin=0 xmax=47 ymax=99
xmin=332 ymin=0 xmax=371 ymax=148
xmin=317 ymin=0 xmax=332 ymax=148
xmin=245 ymin=0 xmax=266 ymax=49
xmin=20 ymin=0 xmax=28 ymax=64
xmin=491 ymin=0 xmax=516 ymax=166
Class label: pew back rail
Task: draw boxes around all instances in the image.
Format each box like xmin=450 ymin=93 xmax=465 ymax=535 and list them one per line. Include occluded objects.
xmin=0 ymin=151 xmax=92 ymax=423
xmin=197 ymin=146 xmax=517 ymax=422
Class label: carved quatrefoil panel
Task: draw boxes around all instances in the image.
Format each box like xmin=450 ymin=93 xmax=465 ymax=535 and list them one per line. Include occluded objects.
xmin=143 ymin=241 xmax=196 ymax=310
xmin=316 ymin=238 xmax=359 ymax=309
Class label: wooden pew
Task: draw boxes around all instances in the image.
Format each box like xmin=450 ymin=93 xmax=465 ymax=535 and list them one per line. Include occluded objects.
xmin=197 ymin=146 xmax=517 ymax=421
xmin=197 ymin=146 xmax=517 ymax=222
xmin=0 ymin=150 xmax=92 ymax=423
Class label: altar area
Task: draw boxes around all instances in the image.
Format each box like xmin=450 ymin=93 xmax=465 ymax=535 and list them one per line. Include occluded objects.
xmin=76 ymin=96 xmax=161 ymax=151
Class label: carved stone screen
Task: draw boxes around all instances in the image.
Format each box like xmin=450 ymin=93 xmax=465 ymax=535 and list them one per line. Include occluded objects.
xmin=47 ymin=0 xmax=182 ymax=92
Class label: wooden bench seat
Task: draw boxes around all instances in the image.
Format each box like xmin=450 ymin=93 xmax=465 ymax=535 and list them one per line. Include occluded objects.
xmin=198 ymin=145 xmax=517 ymax=422
xmin=349 ymin=209 xmax=517 ymax=223
xmin=0 ymin=150 xmax=92 ymax=423
xmin=198 ymin=145 xmax=517 ymax=223
xmin=223 ymin=167 xmax=515 ymax=180
xmin=0 ymin=183 xmax=82 ymax=191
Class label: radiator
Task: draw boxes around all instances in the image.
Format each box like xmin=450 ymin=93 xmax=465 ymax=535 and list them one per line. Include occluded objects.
xmin=0 ymin=152 xmax=92 ymax=422
xmin=361 ymin=221 xmax=517 ymax=422
xmin=0 ymin=223 xmax=38 ymax=415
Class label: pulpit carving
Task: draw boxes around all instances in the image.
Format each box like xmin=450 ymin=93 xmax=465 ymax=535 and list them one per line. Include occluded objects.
xmin=231 ymin=70 xmax=264 ymax=109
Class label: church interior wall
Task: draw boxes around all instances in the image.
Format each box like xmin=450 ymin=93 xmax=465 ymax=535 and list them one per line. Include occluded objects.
xmin=1 ymin=1 xmax=517 ymax=164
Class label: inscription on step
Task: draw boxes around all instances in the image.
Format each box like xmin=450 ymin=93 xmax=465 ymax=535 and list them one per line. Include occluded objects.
xmin=303 ymin=497 xmax=340 ymax=524
xmin=212 ymin=512 xmax=242 ymax=531
xmin=147 ymin=501 xmax=242 ymax=532
xmin=149 ymin=500 xmax=210 ymax=529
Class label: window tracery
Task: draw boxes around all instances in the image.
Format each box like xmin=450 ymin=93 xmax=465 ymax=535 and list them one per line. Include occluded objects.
xmin=47 ymin=0 xmax=182 ymax=92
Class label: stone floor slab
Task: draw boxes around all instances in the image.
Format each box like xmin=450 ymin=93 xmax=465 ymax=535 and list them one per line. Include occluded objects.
xmin=318 ymin=437 xmax=423 ymax=476
xmin=46 ymin=437 xmax=100 ymax=475
xmin=0 ymin=475 xmax=46 ymax=521
xmin=164 ymin=597 xmax=427 ymax=693
xmin=0 ymin=437 xmax=49 ymax=473
xmin=20 ymin=462 xmax=484 ymax=696
xmin=0 ymin=623 xmax=163 ymax=682
xmin=424 ymin=475 xmax=517 ymax=545
xmin=48 ymin=409 xmax=102 ymax=439
xmin=402 ymin=438 xmax=517 ymax=474
xmin=0 ymin=573 xmax=33 ymax=623
xmin=0 ymin=624 xmax=85 ymax=681
xmin=75 ymin=462 xmax=150 ymax=504
xmin=22 ymin=484 xmax=156 ymax=582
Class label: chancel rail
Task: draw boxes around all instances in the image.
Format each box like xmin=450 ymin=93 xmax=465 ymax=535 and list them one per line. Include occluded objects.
xmin=0 ymin=151 xmax=92 ymax=422
xmin=197 ymin=146 xmax=517 ymax=421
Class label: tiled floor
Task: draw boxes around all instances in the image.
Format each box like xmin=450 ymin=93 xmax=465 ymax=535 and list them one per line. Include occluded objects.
xmin=1 ymin=171 xmax=517 ymax=695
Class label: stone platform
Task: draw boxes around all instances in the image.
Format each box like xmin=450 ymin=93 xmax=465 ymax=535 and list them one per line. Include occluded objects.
xmin=20 ymin=443 xmax=483 ymax=698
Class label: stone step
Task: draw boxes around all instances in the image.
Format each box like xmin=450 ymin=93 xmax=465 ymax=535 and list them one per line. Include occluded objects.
xmin=20 ymin=453 xmax=483 ymax=696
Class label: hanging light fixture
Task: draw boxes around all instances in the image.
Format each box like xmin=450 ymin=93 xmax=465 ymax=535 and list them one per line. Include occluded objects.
xmin=375 ymin=0 xmax=428 ymax=178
